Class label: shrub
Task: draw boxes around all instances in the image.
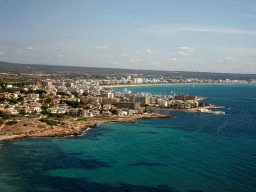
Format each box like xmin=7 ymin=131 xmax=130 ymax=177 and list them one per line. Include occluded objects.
xmin=6 ymin=120 xmax=18 ymax=125
xmin=48 ymin=113 xmax=64 ymax=118
xmin=0 ymin=120 xmax=4 ymax=125
xmin=23 ymin=124 xmax=28 ymax=126
xmin=6 ymin=89 xmax=15 ymax=93
xmin=40 ymin=118 xmax=58 ymax=126
xmin=0 ymin=110 xmax=11 ymax=120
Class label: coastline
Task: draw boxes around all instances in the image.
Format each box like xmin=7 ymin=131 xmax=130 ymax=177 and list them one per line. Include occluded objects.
xmin=104 ymin=83 xmax=172 ymax=88
xmin=104 ymin=83 xmax=252 ymax=88
xmin=0 ymin=113 xmax=174 ymax=142
xmin=155 ymin=104 xmax=227 ymax=113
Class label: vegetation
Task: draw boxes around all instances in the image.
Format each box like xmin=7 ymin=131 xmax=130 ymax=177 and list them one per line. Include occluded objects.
xmin=5 ymin=89 xmax=15 ymax=93
xmin=6 ymin=120 xmax=18 ymax=125
xmin=0 ymin=97 xmax=6 ymax=102
xmin=45 ymin=98 xmax=53 ymax=103
xmin=140 ymin=103 xmax=149 ymax=107
xmin=0 ymin=119 xmax=4 ymax=125
xmin=17 ymin=97 xmax=24 ymax=102
xmin=111 ymin=109 xmax=118 ymax=114
xmin=12 ymin=82 xmax=33 ymax=88
xmin=4 ymin=105 xmax=10 ymax=109
xmin=62 ymin=100 xmax=84 ymax=108
xmin=41 ymin=106 xmax=49 ymax=110
xmin=41 ymin=110 xmax=49 ymax=115
xmin=57 ymin=92 xmax=68 ymax=96
xmin=2 ymin=61 xmax=256 ymax=81
xmin=40 ymin=118 xmax=58 ymax=126
xmin=20 ymin=89 xmax=46 ymax=94
xmin=71 ymin=92 xmax=79 ymax=98
xmin=8 ymin=98 xmax=18 ymax=104
xmin=48 ymin=113 xmax=65 ymax=118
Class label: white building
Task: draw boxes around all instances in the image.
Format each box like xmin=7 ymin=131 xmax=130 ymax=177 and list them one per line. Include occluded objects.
xmin=134 ymin=78 xmax=143 ymax=84
xmin=160 ymin=100 xmax=168 ymax=107
xmin=121 ymin=88 xmax=132 ymax=98
xmin=27 ymin=93 xmax=39 ymax=101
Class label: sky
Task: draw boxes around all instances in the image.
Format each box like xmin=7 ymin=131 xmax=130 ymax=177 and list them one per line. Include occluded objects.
xmin=0 ymin=0 xmax=256 ymax=73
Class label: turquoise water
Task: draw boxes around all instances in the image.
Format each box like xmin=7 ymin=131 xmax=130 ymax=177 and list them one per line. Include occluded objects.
xmin=1 ymin=84 xmax=256 ymax=191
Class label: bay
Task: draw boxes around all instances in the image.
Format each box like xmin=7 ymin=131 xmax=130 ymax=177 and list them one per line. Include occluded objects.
xmin=0 ymin=84 xmax=256 ymax=192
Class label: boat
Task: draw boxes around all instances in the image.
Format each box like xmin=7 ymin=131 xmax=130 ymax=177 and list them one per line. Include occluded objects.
xmin=197 ymin=109 xmax=225 ymax=114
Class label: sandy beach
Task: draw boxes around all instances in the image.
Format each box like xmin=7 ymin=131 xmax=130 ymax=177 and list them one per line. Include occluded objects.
xmin=104 ymin=83 xmax=177 ymax=88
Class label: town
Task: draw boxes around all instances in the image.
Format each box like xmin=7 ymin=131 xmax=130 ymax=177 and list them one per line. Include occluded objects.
xmin=0 ymin=76 xmax=226 ymax=122
xmin=0 ymin=69 xmax=229 ymax=141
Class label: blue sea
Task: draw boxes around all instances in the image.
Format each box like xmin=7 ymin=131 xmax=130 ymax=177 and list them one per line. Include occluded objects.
xmin=1 ymin=84 xmax=256 ymax=192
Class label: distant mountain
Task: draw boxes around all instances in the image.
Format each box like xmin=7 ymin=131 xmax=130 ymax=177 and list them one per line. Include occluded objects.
xmin=0 ymin=61 xmax=255 ymax=80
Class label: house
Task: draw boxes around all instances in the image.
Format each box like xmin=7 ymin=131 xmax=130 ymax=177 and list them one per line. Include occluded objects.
xmin=103 ymin=104 xmax=112 ymax=110
xmin=27 ymin=93 xmax=39 ymax=100
xmin=57 ymin=108 xmax=67 ymax=114
xmin=92 ymin=110 xmax=100 ymax=116
xmin=52 ymin=95 xmax=61 ymax=104
xmin=3 ymin=108 xmax=19 ymax=115
xmin=47 ymin=108 xmax=58 ymax=114
xmin=80 ymin=109 xmax=93 ymax=117
xmin=67 ymin=108 xmax=79 ymax=115
xmin=21 ymin=107 xmax=32 ymax=114
xmin=102 ymin=110 xmax=111 ymax=116
xmin=127 ymin=109 xmax=137 ymax=116
xmin=118 ymin=111 xmax=128 ymax=116
xmin=30 ymin=102 xmax=42 ymax=113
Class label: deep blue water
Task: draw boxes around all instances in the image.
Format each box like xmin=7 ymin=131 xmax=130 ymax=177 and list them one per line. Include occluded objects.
xmin=1 ymin=84 xmax=256 ymax=192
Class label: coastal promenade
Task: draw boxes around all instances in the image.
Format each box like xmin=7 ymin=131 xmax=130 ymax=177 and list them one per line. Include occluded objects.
xmin=0 ymin=113 xmax=174 ymax=141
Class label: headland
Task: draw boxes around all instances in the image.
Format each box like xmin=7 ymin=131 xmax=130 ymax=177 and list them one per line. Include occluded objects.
xmin=0 ymin=113 xmax=174 ymax=141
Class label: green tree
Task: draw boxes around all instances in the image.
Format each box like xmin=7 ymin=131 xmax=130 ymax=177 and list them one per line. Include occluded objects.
xmin=4 ymin=105 xmax=10 ymax=109
xmin=6 ymin=89 xmax=15 ymax=93
xmin=8 ymin=98 xmax=18 ymax=104
xmin=71 ymin=92 xmax=79 ymax=98
xmin=6 ymin=120 xmax=18 ymax=125
xmin=57 ymin=92 xmax=67 ymax=96
xmin=83 ymin=92 xmax=88 ymax=96
xmin=45 ymin=98 xmax=53 ymax=103
xmin=111 ymin=109 xmax=118 ymax=114
xmin=0 ymin=97 xmax=6 ymax=102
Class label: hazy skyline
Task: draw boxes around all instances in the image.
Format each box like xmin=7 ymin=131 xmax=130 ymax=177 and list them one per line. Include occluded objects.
xmin=0 ymin=0 xmax=256 ymax=73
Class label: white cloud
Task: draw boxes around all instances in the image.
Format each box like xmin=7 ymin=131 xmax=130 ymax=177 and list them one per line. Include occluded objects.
xmin=178 ymin=52 xmax=189 ymax=56
xmin=172 ymin=58 xmax=176 ymax=61
xmin=98 ymin=46 xmax=108 ymax=49
xmin=58 ymin=55 xmax=65 ymax=57
xmin=226 ymin=57 xmax=233 ymax=60
xmin=179 ymin=47 xmax=190 ymax=50
xmin=147 ymin=50 xmax=152 ymax=53
xmin=26 ymin=47 xmax=35 ymax=50
xmin=150 ymin=26 xmax=256 ymax=35
xmin=14 ymin=51 xmax=23 ymax=53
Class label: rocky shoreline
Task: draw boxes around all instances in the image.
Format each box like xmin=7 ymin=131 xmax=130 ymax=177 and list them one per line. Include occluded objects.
xmin=155 ymin=104 xmax=227 ymax=113
xmin=0 ymin=113 xmax=174 ymax=141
